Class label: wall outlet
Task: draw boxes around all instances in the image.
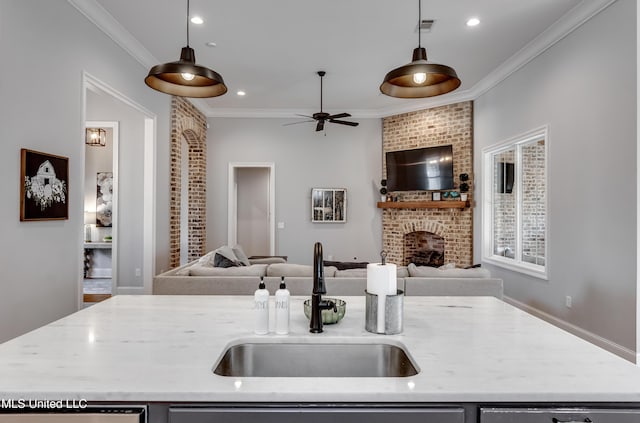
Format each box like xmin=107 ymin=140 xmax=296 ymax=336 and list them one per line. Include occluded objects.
xmin=135 ymin=268 xmax=141 ymax=277
xmin=565 ymin=296 xmax=572 ymax=308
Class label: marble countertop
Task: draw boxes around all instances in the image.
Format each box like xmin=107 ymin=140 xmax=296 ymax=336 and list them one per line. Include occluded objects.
xmin=0 ymin=295 xmax=639 ymax=403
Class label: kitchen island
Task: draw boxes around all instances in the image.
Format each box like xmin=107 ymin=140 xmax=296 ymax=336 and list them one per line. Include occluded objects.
xmin=0 ymin=295 xmax=639 ymax=421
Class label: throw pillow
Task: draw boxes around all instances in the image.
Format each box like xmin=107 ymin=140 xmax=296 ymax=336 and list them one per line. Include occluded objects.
xmin=232 ymin=244 xmax=251 ymax=266
xmin=199 ymin=245 xmax=241 ymax=267
xmin=214 ymin=253 xmax=240 ymax=268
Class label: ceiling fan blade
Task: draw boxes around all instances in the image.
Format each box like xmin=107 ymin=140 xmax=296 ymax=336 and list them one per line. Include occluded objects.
xmin=283 ymin=120 xmax=314 ymax=126
xmin=329 ymin=119 xmax=359 ymax=127
xmin=316 ymin=120 xmax=325 ymax=132
xmin=295 ymin=114 xmax=314 ymax=119
xmin=327 ymin=112 xmax=351 ymax=120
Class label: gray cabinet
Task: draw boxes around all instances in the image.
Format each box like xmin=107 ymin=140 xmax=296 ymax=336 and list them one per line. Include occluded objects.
xmin=169 ymin=407 xmax=465 ymax=423
xmin=480 ymin=407 xmax=640 ymax=423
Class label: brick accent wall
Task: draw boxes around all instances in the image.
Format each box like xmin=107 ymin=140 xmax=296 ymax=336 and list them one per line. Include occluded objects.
xmin=382 ymin=102 xmax=474 ymax=266
xmin=169 ymin=96 xmax=208 ymax=268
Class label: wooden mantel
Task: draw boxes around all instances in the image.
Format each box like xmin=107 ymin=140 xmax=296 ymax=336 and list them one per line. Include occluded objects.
xmin=377 ymin=201 xmax=469 ymax=209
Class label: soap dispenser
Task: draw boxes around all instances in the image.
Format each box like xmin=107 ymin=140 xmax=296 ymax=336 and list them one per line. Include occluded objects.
xmin=254 ymin=276 xmax=269 ymax=335
xmin=275 ymin=276 xmax=290 ymax=335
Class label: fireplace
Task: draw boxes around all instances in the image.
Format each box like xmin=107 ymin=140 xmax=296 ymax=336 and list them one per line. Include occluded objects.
xmin=404 ymin=231 xmax=445 ymax=267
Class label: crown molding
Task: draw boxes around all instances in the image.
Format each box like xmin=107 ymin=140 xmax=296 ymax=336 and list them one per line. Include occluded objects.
xmin=70 ymin=0 xmax=618 ymax=119
xmin=468 ymin=0 xmax=618 ymax=100
xmin=67 ymin=0 xmax=157 ymax=69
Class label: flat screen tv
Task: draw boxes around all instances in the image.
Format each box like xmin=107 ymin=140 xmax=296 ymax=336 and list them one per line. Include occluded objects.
xmin=386 ymin=145 xmax=454 ymax=191
xmin=497 ymin=162 xmax=514 ymax=194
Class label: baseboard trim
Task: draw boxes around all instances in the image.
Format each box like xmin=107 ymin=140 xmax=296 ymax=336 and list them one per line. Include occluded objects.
xmin=503 ymin=295 xmax=637 ymax=364
xmin=87 ymin=268 xmax=112 ymax=278
xmin=115 ymin=287 xmax=145 ymax=295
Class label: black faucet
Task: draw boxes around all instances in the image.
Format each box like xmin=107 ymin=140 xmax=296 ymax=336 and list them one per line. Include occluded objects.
xmin=310 ymin=242 xmax=336 ymax=333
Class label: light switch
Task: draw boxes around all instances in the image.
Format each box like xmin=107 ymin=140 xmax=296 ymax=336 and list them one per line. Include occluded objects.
xmin=277 ymin=222 xmax=285 ymax=229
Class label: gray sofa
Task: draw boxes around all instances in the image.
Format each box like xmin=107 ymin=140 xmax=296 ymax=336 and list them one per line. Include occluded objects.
xmin=153 ymin=261 xmax=503 ymax=298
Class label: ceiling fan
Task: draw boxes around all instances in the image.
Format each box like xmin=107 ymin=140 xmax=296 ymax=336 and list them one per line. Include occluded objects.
xmin=286 ymin=71 xmax=359 ymax=132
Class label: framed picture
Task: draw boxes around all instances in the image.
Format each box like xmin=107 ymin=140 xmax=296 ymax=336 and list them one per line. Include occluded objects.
xmin=432 ymin=191 xmax=441 ymax=201
xmin=311 ymin=188 xmax=346 ymax=223
xmin=96 ymin=172 xmax=113 ymax=227
xmin=20 ymin=149 xmax=69 ymax=221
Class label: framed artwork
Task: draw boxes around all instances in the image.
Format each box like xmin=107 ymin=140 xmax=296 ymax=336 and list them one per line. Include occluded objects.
xmin=96 ymin=172 xmax=113 ymax=227
xmin=311 ymin=188 xmax=346 ymax=223
xmin=20 ymin=149 xmax=69 ymax=221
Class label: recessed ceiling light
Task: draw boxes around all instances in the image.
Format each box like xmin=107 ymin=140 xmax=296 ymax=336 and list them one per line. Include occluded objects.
xmin=205 ymin=41 xmax=217 ymax=47
xmin=466 ymin=17 xmax=480 ymax=27
xmin=190 ymin=16 xmax=204 ymax=24
xmin=237 ymin=91 xmax=246 ymax=96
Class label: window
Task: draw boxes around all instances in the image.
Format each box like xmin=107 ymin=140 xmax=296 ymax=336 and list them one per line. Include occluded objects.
xmin=482 ymin=127 xmax=548 ymax=279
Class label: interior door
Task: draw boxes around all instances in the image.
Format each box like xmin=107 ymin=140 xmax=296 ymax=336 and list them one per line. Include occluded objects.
xmin=236 ymin=167 xmax=270 ymax=256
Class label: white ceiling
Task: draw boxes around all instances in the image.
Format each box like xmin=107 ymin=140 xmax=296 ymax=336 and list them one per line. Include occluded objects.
xmin=73 ymin=0 xmax=614 ymax=117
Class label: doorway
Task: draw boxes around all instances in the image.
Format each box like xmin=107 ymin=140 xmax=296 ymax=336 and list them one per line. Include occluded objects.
xmin=80 ymin=72 xmax=156 ymax=308
xmin=228 ymin=163 xmax=275 ymax=256
xmin=83 ymin=121 xmax=118 ymax=303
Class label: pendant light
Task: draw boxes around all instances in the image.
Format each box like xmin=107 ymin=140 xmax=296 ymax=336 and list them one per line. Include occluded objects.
xmin=145 ymin=0 xmax=227 ymax=98
xmin=380 ymin=0 xmax=460 ymax=98
xmin=85 ymin=128 xmax=107 ymax=147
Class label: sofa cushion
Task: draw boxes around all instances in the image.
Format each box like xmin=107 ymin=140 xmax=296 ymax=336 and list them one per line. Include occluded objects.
xmin=334 ymin=268 xmax=367 ymax=278
xmin=249 ymin=257 xmax=287 ymax=265
xmin=267 ymin=263 xmax=337 ymax=277
xmin=408 ymin=263 xmax=491 ymax=278
xmin=189 ymin=264 xmax=268 ymax=277
xmin=397 ymin=266 xmax=409 ymax=278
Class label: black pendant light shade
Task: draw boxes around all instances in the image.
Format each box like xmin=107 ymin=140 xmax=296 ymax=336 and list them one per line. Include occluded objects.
xmin=380 ymin=47 xmax=460 ymax=98
xmin=145 ymin=47 xmax=227 ymax=98
xmin=380 ymin=1 xmax=461 ymax=98
xmin=144 ymin=0 xmax=227 ymax=98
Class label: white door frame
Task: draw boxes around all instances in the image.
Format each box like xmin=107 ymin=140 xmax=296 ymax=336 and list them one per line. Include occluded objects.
xmin=80 ymin=72 xmax=157 ymax=307
xmin=227 ymin=162 xmax=275 ymax=255
xmin=85 ymin=120 xmax=119 ymax=295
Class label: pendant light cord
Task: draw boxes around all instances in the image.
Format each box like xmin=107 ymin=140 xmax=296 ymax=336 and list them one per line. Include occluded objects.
xmin=186 ymin=0 xmax=190 ymax=47
xmin=320 ymin=74 xmax=323 ymax=113
xmin=417 ymin=0 xmax=421 ymax=48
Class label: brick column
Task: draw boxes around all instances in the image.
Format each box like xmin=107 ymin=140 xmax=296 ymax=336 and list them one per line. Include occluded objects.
xmin=169 ymin=97 xmax=208 ymax=268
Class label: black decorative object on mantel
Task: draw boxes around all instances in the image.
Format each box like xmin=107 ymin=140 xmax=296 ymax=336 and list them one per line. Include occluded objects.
xmin=459 ymin=173 xmax=469 ymax=193
xmin=379 ymin=179 xmax=388 ymax=196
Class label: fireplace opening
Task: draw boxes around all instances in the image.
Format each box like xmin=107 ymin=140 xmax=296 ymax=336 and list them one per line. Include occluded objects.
xmin=404 ymin=231 xmax=445 ymax=267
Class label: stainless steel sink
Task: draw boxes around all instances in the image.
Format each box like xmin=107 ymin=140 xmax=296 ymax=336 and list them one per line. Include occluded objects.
xmin=213 ymin=341 xmax=419 ymax=377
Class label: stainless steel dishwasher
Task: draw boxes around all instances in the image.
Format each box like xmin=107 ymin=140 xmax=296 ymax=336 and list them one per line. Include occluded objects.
xmin=0 ymin=406 xmax=145 ymax=423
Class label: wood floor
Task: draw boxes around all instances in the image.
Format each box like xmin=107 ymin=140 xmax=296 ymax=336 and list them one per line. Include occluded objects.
xmin=83 ymin=278 xmax=112 ymax=304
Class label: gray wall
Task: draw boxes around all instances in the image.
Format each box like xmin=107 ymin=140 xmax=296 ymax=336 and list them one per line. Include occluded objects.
xmin=474 ymin=0 xmax=637 ymax=351
xmin=0 ymin=0 xmax=171 ymax=343
xmin=207 ymin=118 xmax=383 ymax=265
xmin=86 ymin=91 xmax=146 ymax=287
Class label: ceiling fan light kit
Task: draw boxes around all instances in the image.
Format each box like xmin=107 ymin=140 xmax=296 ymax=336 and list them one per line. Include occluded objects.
xmin=380 ymin=0 xmax=461 ymax=98
xmin=145 ymin=0 xmax=227 ymax=98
